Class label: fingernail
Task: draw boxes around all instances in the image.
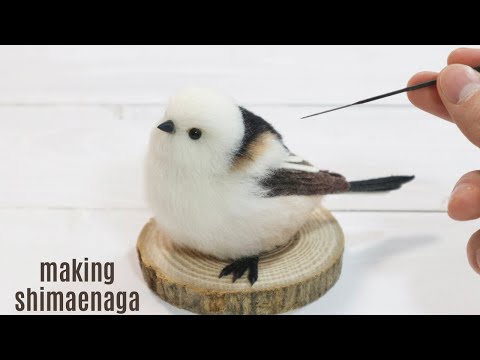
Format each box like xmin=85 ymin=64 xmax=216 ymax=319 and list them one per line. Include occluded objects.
xmin=441 ymin=65 xmax=480 ymax=104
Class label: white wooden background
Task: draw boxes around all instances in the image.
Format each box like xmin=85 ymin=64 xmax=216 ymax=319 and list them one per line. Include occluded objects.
xmin=1 ymin=45 xmax=480 ymax=315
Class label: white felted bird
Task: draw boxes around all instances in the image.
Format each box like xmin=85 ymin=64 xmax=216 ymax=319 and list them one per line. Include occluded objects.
xmin=145 ymin=88 xmax=413 ymax=285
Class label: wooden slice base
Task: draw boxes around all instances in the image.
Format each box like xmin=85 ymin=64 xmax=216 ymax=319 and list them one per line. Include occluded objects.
xmin=137 ymin=208 xmax=344 ymax=315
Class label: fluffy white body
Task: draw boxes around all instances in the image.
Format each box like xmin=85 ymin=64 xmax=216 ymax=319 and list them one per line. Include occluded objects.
xmin=145 ymin=88 xmax=321 ymax=260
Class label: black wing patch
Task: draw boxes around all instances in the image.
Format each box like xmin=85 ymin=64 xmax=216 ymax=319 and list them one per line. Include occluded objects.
xmin=235 ymin=107 xmax=287 ymax=159
xmin=260 ymin=168 xmax=351 ymax=198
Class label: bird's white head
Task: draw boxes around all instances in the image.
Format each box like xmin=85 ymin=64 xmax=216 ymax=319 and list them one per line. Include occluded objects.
xmin=149 ymin=88 xmax=245 ymax=175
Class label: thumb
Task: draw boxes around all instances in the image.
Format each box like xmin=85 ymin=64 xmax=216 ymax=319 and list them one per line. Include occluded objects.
xmin=438 ymin=64 xmax=480 ymax=148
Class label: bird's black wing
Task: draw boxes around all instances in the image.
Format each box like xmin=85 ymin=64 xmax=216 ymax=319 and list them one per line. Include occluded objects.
xmin=260 ymin=155 xmax=351 ymax=198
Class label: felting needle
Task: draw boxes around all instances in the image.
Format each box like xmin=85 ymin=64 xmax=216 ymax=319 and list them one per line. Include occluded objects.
xmin=301 ymin=65 xmax=480 ymax=119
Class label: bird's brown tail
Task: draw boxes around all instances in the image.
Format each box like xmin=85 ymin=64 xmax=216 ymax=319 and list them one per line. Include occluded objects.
xmin=349 ymin=176 xmax=414 ymax=192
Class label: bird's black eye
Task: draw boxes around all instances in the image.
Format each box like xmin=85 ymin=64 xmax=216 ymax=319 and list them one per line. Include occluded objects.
xmin=188 ymin=128 xmax=202 ymax=140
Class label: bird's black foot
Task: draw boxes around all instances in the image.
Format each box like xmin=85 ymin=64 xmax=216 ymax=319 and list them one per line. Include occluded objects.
xmin=219 ymin=256 xmax=260 ymax=285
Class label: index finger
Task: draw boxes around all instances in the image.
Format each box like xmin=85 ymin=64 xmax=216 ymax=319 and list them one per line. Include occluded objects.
xmin=448 ymin=48 xmax=480 ymax=67
xmin=407 ymin=71 xmax=453 ymax=122
xmin=407 ymin=47 xmax=480 ymax=122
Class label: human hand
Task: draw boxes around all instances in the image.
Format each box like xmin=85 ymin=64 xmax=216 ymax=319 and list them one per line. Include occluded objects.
xmin=408 ymin=48 xmax=480 ymax=275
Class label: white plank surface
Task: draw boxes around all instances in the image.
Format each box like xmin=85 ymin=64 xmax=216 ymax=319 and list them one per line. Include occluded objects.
xmin=1 ymin=210 xmax=478 ymax=315
xmin=2 ymin=45 xmax=480 ymax=315
xmin=0 ymin=45 xmax=478 ymax=105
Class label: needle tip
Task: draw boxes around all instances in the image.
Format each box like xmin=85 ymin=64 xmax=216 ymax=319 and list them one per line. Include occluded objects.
xmin=300 ymin=115 xmax=318 ymax=120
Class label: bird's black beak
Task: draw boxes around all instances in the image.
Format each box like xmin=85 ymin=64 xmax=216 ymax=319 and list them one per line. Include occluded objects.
xmin=157 ymin=120 xmax=175 ymax=134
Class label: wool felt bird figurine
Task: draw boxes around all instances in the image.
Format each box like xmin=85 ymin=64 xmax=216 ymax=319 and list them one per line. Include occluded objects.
xmin=145 ymin=88 xmax=414 ymax=285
